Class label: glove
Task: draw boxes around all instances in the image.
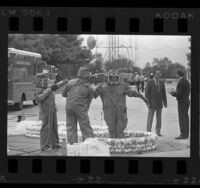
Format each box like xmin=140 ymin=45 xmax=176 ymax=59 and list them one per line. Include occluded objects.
xmin=139 ymin=93 xmax=147 ymax=103
xmin=171 ymin=91 xmax=175 ymax=96
xmin=64 ymin=79 xmax=68 ymax=83
xmin=51 ymin=84 xmax=58 ymax=91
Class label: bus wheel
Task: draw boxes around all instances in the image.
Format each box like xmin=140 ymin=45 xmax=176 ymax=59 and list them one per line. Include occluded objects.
xmin=15 ymin=98 xmax=23 ymax=111
xmin=33 ymin=99 xmax=37 ymax=105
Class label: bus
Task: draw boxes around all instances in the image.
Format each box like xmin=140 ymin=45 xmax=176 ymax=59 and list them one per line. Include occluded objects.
xmin=8 ymin=48 xmax=46 ymax=110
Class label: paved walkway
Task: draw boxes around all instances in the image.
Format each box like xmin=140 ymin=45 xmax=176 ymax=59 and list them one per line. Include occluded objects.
xmin=7 ymin=134 xmax=190 ymax=157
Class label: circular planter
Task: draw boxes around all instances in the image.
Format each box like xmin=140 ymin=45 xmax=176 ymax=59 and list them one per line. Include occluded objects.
xmin=25 ymin=121 xmax=157 ymax=154
xmin=25 ymin=121 xmax=108 ymax=141
xmin=95 ymin=130 xmax=158 ymax=153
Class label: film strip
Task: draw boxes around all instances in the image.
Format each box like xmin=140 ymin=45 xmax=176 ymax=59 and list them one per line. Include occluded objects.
xmin=0 ymin=5 xmax=200 ymax=184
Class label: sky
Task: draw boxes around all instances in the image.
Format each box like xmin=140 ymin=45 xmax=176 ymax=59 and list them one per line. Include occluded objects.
xmin=81 ymin=35 xmax=190 ymax=69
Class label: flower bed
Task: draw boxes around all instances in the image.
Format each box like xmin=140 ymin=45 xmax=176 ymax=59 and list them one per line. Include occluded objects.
xmin=95 ymin=130 xmax=158 ymax=153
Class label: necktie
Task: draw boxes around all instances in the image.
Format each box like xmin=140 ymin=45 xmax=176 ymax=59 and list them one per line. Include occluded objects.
xmin=157 ymin=80 xmax=159 ymax=92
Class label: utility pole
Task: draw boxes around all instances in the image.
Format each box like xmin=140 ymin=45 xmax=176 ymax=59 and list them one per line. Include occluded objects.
xmin=134 ymin=35 xmax=137 ymax=67
xmin=130 ymin=35 xmax=133 ymax=66
xmin=108 ymin=36 xmax=110 ymax=63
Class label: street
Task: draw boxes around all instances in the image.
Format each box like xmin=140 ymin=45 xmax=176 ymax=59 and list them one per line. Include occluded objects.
xmin=7 ymin=83 xmax=190 ymax=157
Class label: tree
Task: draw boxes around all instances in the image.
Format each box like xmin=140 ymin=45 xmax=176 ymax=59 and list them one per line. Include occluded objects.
xmin=167 ymin=63 xmax=186 ymax=78
xmin=145 ymin=62 xmax=151 ymax=68
xmin=186 ymin=37 xmax=191 ymax=70
xmin=151 ymin=57 xmax=172 ymax=78
xmin=142 ymin=62 xmax=153 ymax=77
xmin=152 ymin=58 xmax=160 ymax=67
xmin=142 ymin=57 xmax=186 ymax=79
xmin=8 ymin=34 xmax=93 ymax=78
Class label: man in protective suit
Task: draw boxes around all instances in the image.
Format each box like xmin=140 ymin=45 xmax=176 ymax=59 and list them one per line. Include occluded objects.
xmin=94 ymin=69 xmax=147 ymax=138
xmin=62 ymin=67 xmax=94 ymax=144
xmin=34 ymin=71 xmax=60 ymax=151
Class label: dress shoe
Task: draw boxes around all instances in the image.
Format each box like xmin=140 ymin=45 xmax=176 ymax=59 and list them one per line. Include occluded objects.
xmin=41 ymin=145 xmax=51 ymax=151
xmin=175 ymin=135 xmax=188 ymax=139
xmin=157 ymin=133 xmax=163 ymax=137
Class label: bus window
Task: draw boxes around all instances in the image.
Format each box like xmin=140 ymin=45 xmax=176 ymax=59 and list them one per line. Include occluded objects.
xmin=8 ymin=64 xmax=12 ymax=81
xmin=13 ymin=65 xmax=33 ymax=83
xmin=13 ymin=67 xmax=26 ymax=82
xmin=26 ymin=64 xmax=34 ymax=82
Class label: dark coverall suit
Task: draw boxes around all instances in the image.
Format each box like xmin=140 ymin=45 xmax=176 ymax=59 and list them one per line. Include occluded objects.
xmin=62 ymin=78 xmax=94 ymax=144
xmin=34 ymin=87 xmax=59 ymax=150
xmin=94 ymin=83 xmax=146 ymax=138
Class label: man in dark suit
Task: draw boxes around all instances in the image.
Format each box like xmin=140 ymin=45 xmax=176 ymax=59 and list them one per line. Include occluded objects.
xmin=145 ymin=70 xmax=167 ymax=136
xmin=170 ymin=69 xmax=190 ymax=139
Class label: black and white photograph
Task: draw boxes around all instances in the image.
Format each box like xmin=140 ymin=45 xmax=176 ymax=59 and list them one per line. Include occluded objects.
xmin=7 ymin=34 xmax=191 ymax=157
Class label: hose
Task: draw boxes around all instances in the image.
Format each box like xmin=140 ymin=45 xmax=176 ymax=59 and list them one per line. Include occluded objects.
xmin=8 ymin=144 xmax=43 ymax=156
xmin=7 ymin=113 xmax=38 ymax=120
